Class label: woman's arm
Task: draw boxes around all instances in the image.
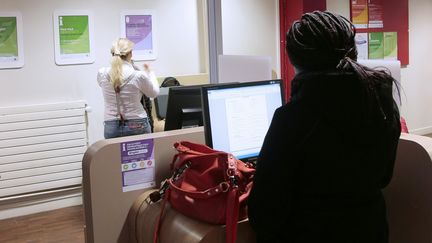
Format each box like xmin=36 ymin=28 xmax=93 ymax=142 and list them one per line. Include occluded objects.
xmin=136 ymin=64 xmax=159 ymax=98
xmin=248 ymin=104 xmax=303 ymax=240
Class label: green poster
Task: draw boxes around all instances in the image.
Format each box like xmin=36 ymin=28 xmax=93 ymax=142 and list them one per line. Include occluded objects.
xmin=58 ymin=15 xmax=90 ymax=54
xmin=0 ymin=17 xmax=18 ymax=57
xmin=368 ymin=32 xmax=384 ymax=59
xmin=384 ymin=32 xmax=398 ymax=60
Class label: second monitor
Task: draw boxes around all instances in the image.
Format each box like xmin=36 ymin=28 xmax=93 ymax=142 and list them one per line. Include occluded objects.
xmin=164 ymin=84 xmax=206 ymax=131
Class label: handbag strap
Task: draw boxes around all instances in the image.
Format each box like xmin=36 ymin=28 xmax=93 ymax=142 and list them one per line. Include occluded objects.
xmin=225 ymin=154 xmax=240 ymax=243
xmin=153 ymin=188 xmax=170 ymax=243
xmin=112 ymin=73 xmax=136 ymax=124
xmin=114 ymin=91 xmax=126 ymax=124
xmin=226 ymin=187 xmax=240 ymax=243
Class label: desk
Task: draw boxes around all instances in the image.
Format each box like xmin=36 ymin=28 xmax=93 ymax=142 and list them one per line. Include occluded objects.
xmin=82 ymin=127 xmax=204 ymax=243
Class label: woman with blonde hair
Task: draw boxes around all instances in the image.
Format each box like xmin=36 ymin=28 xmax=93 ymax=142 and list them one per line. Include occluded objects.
xmin=97 ymin=38 xmax=159 ymax=138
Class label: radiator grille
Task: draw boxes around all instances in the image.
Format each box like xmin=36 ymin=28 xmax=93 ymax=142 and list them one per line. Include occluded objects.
xmin=0 ymin=101 xmax=87 ymax=199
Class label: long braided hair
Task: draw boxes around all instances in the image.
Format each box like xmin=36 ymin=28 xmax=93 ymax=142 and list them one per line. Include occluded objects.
xmin=286 ymin=11 xmax=400 ymax=121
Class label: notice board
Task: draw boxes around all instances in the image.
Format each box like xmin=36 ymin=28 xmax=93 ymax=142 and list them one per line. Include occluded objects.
xmin=350 ymin=0 xmax=409 ymax=65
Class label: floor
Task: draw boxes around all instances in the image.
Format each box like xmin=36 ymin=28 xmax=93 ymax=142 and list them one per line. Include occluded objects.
xmin=0 ymin=206 xmax=85 ymax=243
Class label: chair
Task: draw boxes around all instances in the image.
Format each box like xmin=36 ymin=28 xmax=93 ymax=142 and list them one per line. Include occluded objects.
xmin=154 ymin=87 xmax=169 ymax=120
xmin=152 ymin=77 xmax=181 ymax=132
xmin=384 ymin=133 xmax=432 ymax=243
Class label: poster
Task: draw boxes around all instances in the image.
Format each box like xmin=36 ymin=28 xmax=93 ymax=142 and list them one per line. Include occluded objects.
xmin=349 ymin=0 xmax=408 ymax=65
xmin=351 ymin=0 xmax=368 ymax=29
xmin=53 ymin=11 xmax=95 ymax=65
xmin=368 ymin=32 xmax=384 ymax=59
xmin=120 ymin=10 xmax=157 ymax=61
xmin=368 ymin=0 xmax=384 ymax=28
xmin=0 ymin=12 xmax=24 ymax=69
xmin=384 ymin=32 xmax=398 ymax=60
xmin=355 ymin=33 xmax=368 ymax=60
xmin=120 ymin=139 xmax=156 ymax=192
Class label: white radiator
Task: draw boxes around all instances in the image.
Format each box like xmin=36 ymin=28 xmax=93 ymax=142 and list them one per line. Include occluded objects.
xmin=0 ymin=101 xmax=88 ymax=199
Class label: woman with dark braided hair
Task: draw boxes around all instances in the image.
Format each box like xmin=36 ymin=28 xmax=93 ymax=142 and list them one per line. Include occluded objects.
xmin=248 ymin=11 xmax=401 ymax=243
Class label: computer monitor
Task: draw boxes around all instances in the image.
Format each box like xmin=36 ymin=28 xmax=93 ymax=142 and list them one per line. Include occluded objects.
xmin=164 ymin=85 xmax=206 ymax=131
xmin=201 ymin=80 xmax=284 ymax=163
xmin=154 ymin=87 xmax=170 ymax=120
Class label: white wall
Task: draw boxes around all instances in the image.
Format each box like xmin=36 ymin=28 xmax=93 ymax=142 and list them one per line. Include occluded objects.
xmin=326 ymin=0 xmax=350 ymax=17
xmin=221 ymin=0 xmax=280 ymax=77
xmin=4 ymin=0 xmax=429 ymax=144
xmin=327 ymin=0 xmax=432 ymax=135
xmin=0 ymin=0 xmax=206 ymax=144
xmin=400 ymin=0 xmax=432 ymax=134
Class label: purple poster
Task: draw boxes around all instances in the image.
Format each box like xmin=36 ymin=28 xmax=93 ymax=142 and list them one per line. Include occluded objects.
xmin=120 ymin=139 xmax=156 ymax=192
xmin=125 ymin=15 xmax=154 ymax=57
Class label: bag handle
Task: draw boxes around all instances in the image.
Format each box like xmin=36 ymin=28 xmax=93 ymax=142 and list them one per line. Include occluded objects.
xmin=171 ymin=141 xmax=228 ymax=170
xmin=170 ymin=150 xmax=228 ymax=171
xmin=175 ymin=141 xmax=220 ymax=154
xmin=168 ymin=179 xmax=230 ymax=199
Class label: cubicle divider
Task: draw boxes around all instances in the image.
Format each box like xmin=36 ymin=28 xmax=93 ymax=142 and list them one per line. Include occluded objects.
xmin=82 ymin=127 xmax=205 ymax=243
xmin=83 ymin=128 xmax=432 ymax=243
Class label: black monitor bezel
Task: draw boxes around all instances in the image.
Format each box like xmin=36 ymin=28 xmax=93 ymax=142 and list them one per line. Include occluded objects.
xmin=201 ymin=79 xmax=284 ymax=161
xmin=163 ymin=84 xmax=207 ymax=131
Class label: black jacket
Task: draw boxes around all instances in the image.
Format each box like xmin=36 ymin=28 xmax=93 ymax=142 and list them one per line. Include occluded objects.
xmin=248 ymin=71 xmax=401 ymax=243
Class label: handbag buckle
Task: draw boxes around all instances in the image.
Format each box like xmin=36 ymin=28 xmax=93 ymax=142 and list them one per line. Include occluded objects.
xmin=221 ymin=182 xmax=230 ymax=192
xmin=172 ymin=161 xmax=191 ymax=182
xmin=230 ymin=176 xmax=238 ymax=188
xmin=146 ymin=179 xmax=170 ymax=203
xmin=146 ymin=191 xmax=160 ymax=204
xmin=226 ymin=168 xmax=238 ymax=188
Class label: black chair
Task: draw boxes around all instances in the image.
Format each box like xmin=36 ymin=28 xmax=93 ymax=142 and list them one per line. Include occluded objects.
xmin=154 ymin=77 xmax=181 ymax=120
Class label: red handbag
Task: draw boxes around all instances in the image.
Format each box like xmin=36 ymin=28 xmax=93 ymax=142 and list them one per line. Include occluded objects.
xmin=152 ymin=141 xmax=255 ymax=243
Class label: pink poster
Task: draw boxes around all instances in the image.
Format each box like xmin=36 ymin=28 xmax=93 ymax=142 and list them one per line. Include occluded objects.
xmin=368 ymin=0 xmax=384 ymax=28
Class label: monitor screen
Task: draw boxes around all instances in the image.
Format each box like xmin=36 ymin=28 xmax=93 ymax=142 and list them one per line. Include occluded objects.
xmin=201 ymin=80 xmax=284 ymax=162
xmin=164 ymin=85 xmax=206 ymax=131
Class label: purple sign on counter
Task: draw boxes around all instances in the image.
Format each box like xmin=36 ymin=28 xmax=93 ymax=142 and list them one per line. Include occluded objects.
xmin=120 ymin=139 xmax=156 ymax=192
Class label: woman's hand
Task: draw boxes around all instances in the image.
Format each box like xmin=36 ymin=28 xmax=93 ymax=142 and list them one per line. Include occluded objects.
xmin=143 ymin=63 xmax=151 ymax=72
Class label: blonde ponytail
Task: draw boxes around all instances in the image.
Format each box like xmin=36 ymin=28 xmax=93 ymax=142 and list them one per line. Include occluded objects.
xmin=108 ymin=38 xmax=135 ymax=91
xmin=110 ymin=55 xmax=123 ymax=91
